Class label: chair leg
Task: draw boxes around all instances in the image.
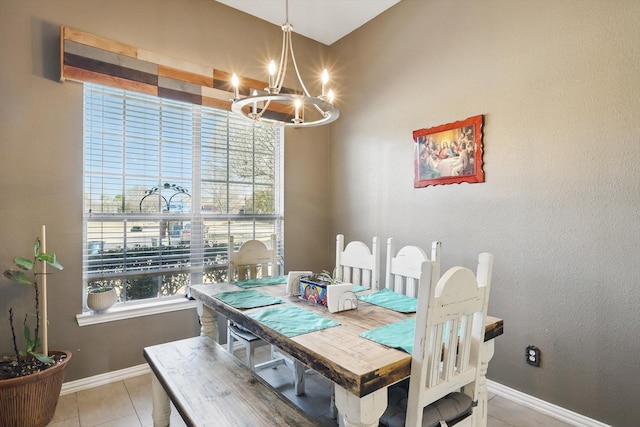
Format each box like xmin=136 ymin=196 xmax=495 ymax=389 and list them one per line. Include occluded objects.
xmin=227 ymin=325 xmax=234 ymax=355
xmin=247 ymin=341 xmax=255 ymax=371
xmin=293 ymin=360 xmax=305 ymax=395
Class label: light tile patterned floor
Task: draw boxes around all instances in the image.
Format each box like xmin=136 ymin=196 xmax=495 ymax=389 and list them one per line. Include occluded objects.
xmin=48 ymin=347 xmax=575 ymax=427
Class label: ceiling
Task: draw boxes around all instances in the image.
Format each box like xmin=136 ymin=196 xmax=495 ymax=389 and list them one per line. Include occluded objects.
xmin=215 ymin=0 xmax=401 ymax=46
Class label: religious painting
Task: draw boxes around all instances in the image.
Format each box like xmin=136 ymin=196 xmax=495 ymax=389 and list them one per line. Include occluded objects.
xmin=413 ymin=115 xmax=485 ymax=188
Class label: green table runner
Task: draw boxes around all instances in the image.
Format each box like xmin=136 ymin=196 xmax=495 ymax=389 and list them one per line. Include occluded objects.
xmin=357 ymin=288 xmax=417 ymax=313
xmin=212 ymin=289 xmax=283 ymax=309
xmin=359 ymin=318 xmax=416 ymax=354
xmin=234 ymin=275 xmax=288 ymax=288
xmin=248 ymin=305 xmax=340 ymax=337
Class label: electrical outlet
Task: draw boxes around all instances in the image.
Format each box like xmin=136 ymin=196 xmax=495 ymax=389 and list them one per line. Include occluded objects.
xmin=526 ymin=345 xmax=541 ymax=367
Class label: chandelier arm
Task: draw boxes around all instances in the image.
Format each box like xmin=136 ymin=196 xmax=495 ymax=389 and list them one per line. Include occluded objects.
xmin=275 ymin=25 xmax=288 ymax=91
xmin=256 ymin=99 xmax=273 ymax=119
xmin=287 ymin=31 xmax=313 ymax=99
xmin=311 ymin=102 xmax=326 ymax=115
xmin=287 ymin=31 xmax=329 ymax=117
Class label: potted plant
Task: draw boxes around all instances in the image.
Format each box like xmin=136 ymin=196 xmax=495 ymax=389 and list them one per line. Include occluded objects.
xmin=299 ymin=270 xmax=339 ymax=306
xmin=1 ymin=230 xmax=72 ymax=427
xmin=299 ymin=270 xmax=357 ymax=313
xmin=87 ymin=282 xmax=118 ymax=312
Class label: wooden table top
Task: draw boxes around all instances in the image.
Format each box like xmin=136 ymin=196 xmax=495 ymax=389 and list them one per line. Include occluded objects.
xmin=191 ymin=283 xmax=503 ymax=398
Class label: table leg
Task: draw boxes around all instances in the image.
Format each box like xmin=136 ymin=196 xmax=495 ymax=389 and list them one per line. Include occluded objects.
xmin=197 ymin=301 xmax=219 ymax=341
xmin=334 ymin=385 xmax=387 ymax=427
xmin=474 ymin=339 xmax=495 ymax=427
xmin=151 ymin=375 xmax=170 ymax=427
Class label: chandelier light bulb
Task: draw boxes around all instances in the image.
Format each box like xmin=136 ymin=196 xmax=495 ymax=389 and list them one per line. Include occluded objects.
xmin=268 ymin=60 xmax=277 ymax=90
xmin=328 ymin=89 xmax=335 ymax=104
xmin=294 ymin=98 xmax=302 ymax=121
xmin=231 ymin=73 xmax=240 ymax=99
xmin=251 ymin=90 xmax=258 ymax=116
xmin=321 ymin=69 xmax=329 ymax=96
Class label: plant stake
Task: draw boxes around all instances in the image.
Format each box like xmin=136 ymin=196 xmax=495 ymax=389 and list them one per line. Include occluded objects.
xmin=41 ymin=225 xmax=48 ymax=356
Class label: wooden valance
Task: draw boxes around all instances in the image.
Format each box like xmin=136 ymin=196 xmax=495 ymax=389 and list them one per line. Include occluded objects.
xmin=60 ymin=26 xmax=292 ymax=118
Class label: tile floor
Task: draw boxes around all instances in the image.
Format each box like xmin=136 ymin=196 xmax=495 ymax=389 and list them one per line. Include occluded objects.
xmin=48 ymin=349 xmax=575 ymax=427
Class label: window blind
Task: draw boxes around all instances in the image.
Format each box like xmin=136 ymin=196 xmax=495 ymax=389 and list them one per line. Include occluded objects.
xmin=84 ymin=83 xmax=283 ymax=305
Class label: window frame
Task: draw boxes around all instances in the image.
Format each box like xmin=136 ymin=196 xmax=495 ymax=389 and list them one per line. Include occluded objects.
xmin=79 ymin=83 xmax=284 ymax=323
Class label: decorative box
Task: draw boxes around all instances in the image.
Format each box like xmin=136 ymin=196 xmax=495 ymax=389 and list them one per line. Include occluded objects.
xmin=299 ymin=277 xmax=330 ymax=306
xmin=298 ymin=275 xmax=357 ymax=312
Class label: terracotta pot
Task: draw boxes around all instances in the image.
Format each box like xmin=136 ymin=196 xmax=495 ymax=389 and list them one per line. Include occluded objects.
xmin=87 ymin=287 xmax=118 ymax=312
xmin=0 ymin=350 xmax=72 ymax=427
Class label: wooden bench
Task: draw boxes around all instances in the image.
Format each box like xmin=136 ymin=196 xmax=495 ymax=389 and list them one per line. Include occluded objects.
xmin=143 ymin=336 xmax=322 ymax=427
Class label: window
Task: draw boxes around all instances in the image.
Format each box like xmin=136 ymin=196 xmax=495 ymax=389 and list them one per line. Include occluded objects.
xmin=83 ymin=84 xmax=283 ymax=312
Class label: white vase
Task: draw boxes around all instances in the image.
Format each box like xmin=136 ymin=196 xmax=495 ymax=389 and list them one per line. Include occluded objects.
xmin=87 ymin=288 xmax=118 ymax=312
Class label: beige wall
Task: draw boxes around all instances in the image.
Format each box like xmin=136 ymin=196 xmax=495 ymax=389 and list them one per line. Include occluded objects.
xmin=331 ymin=0 xmax=640 ymax=425
xmin=0 ymin=0 xmax=331 ymax=381
xmin=2 ymin=0 xmax=639 ymax=425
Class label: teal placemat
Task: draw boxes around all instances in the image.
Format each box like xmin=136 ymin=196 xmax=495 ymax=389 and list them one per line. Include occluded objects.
xmin=248 ymin=305 xmax=340 ymax=337
xmin=235 ymin=275 xmax=288 ymax=288
xmin=357 ymin=288 xmax=417 ymax=313
xmin=360 ymin=320 xmax=457 ymax=354
xmin=212 ymin=289 xmax=283 ymax=309
xmin=360 ymin=318 xmax=416 ymax=354
xmin=352 ymin=285 xmax=370 ymax=293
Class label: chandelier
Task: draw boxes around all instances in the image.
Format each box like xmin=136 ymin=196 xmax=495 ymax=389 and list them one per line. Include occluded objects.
xmin=230 ymin=0 xmax=340 ymax=128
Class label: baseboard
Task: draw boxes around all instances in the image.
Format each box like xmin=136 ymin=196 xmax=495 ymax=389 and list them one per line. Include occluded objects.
xmin=487 ymin=380 xmax=610 ymax=427
xmin=60 ymin=363 xmax=151 ymax=395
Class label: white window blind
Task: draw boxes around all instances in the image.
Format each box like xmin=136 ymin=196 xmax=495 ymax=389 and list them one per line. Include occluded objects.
xmin=83 ymin=83 xmax=283 ymax=308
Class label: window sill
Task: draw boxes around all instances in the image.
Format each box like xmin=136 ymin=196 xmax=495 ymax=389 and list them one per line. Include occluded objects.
xmin=76 ymin=298 xmax=197 ymax=326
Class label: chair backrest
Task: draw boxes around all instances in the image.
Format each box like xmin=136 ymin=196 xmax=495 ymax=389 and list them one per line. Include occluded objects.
xmin=405 ymin=253 xmax=493 ymax=427
xmin=335 ymin=234 xmax=380 ymax=289
xmin=384 ymin=238 xmax=441 ymax=297
xmin=228 ymin=234 xmax=278 ymax=281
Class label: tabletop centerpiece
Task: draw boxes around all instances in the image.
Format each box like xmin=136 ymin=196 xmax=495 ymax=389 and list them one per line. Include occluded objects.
xmin=298 ymin=271 xmax=357 ymax=313
xmin=299 ymin=270 xmax=338 ymax=306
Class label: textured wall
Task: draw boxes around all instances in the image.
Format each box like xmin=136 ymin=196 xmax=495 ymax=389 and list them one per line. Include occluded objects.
xmin=330 ymin=1 xmax=640 ymax=425
xmin=0 ymin=0 xmax=330 ymax=381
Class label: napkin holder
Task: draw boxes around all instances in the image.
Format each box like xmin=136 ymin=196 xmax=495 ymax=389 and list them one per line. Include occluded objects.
xmin=286 ymin=271 xmax=312 ymax=296
xmin=327 ymin=283 xmax=357 ymax=313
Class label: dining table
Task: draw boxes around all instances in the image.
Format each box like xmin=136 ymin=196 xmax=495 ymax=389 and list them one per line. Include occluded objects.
xmin=190 ymin=282 xmax=503 ymax=427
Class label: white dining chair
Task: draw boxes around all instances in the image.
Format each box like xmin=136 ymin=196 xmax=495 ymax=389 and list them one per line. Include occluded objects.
xmin=380 ymin=253 xmax=493 ymax=427
xmin=384 ymin=238 xmax=441 ymax=297
xmin=226 ymin=234 xmax=305 ymax=395
xmin=330 ymin=234 xmax=381 ymax=418
xmin=335 ymin=234 xmax=380 ymax=289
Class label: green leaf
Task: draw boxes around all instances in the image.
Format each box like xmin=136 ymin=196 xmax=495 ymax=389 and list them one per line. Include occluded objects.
xmin=13 ymin=257 xmax=34 ymax=271
xmin=4 ymin=269 xmax=34 ymax=285
xmin=23 ymin=324 xmax=36 ymax=352
xmin=31 ymin=351 xmax=53 ymax=364
xmin=23 ymin=325 xmax=33 ymax=343
xmin=37 ymin=252 xmax=64 ymax=270
xmin=34 ymin=238 xmax=41 ymax=256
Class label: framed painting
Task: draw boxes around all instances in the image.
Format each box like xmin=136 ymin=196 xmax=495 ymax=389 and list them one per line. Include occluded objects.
xmin=412 ymin=114 xmax=484 ymax=188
